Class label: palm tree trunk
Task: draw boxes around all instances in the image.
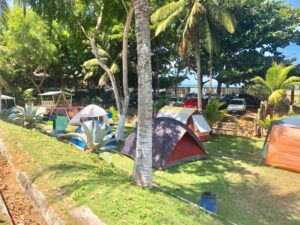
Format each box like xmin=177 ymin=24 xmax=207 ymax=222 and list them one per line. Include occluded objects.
xmin=133 ymin=0 xmax=153 ymax=187
xmin=118 ymin=3 xmax=134 ymax=140
xmin=0 ymin=85 xmax=2 ymax=114
xmin=195 ymin=40 xmax=202 ymax=110
xmin=209 ymin=51 xmax=213 ymax=96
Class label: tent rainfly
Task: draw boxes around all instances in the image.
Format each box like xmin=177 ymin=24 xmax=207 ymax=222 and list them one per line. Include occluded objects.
xmin=260 ymin=116 xmax=300 ymax=173
xmin=1 ymin=95 xmax=16 ymax=109
xmin=156 ymin=106 xmax=211 ymax=141
xmin=121 ymin=117 xmax=207 ymax=170
xmin=69 ymin=104 xmax=108 ymax=125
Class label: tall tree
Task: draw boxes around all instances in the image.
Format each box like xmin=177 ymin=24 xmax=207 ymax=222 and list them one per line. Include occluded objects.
xmin=3 ymin=7 xmax=57 ymax=94
xmin=133 ymin=0 xmax=152 ymax=187
xmin=212 ymin=0 xmax=300 ymax=91
xmin=151 ymin=0 xmax=234 ymax=110
xmin=120 ymin=0 xmax=134 ymax=139
xmin=69 ymin=0 xmax=131 ymax=140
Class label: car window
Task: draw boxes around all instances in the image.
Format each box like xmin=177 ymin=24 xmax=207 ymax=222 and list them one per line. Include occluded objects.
xmin=230 ymin=100 xmax=244 ymax=105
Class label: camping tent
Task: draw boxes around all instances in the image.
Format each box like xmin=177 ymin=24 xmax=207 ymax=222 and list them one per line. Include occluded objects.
xmin=69 ymin=104 xmax=108 ymax=125
xmin=121 ymin=117 xmax=207 ymax=170
xmin=261 ymin=116 xmax=300 ymax=173
xmin=157 ymin=106 xmax=211 ymax=141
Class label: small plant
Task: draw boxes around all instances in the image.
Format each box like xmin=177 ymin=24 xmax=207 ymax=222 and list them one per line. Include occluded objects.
xmin=202 ymin=99 xmax=229 ymax=128
xmin=153 ymin=97 xmax=170 ymax=112
xmin=258 ymin=115 xmax=282 ymax=129
xmin=109 ymin=106 xmax=118 ymax=122
xmin=23 ymin=88 xmax=36 ymax=103
xmin=9 ymin=103 xmax=39 ymax=128
xmin=60 ymin=120 xmax=115 ymax=152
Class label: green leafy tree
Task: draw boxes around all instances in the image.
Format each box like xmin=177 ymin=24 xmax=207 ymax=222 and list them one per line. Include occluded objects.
xmin=4 ymin=7 xmax=57 ymax=93
xmin=151 ymin=0 xmax=235 ymax=110
xmin=212 ymin=0 xmax=300 ymax=91
xmin=247 ymin=62 xmax=300 ymax=115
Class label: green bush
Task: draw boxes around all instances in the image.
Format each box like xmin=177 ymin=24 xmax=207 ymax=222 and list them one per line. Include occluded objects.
xmin=153 ymin=97 xmax=170 ymax=112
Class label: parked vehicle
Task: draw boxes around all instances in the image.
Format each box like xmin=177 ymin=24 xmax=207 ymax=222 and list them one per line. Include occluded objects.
xmin=227 ymin=98 xmax=247 ymax=113
xmin=183 ymin=97 xmax=207 ymax=109
xmin=237 ymin=94 xmax=260 ymax=108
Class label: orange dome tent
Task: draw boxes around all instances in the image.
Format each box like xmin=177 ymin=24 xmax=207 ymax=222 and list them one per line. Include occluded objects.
xmin=260 ymin=116 xmax=300 ymax=173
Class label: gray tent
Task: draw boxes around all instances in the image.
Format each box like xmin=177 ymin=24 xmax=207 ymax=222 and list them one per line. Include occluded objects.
xmin=121 ymin=117 xmax=207 ymax=170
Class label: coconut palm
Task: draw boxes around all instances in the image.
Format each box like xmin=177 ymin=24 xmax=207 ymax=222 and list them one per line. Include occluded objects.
xmin=133 ymin=0 xmax=153 ymax=187
xmin=202 ymin=98 xmax=228 ymax=128
xmin=60 ymin=120 xmax=115 ymax=152
xmin=9 ymin=103 xmax=39 ymax=128
xmin=151 ymin=0 xmax=235 ymax=110
xmin=247 ymin=62 xmax=300 ymax=115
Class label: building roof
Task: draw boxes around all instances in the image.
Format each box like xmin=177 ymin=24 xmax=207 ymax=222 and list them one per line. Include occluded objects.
xmin=1 ymin=95 xmax=15 ymax=100
xmin=39 ymin=91 xmax=73 ymax=96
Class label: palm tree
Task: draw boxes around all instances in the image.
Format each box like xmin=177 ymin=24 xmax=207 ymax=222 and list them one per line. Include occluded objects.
xmin=247 ymin=62 xmax=300 ymax=116
xmin=0 ymin=0 xmax=8 ymax=21
xmin=202 ymin=98 xmax=228 ymax=128
xmin=0 ymin=0 xmax=27 ymax=21
xmin=133 ymin=0 xmax=153 ymax=187
xmin=151 ymin=0 xmax=235 ymax=110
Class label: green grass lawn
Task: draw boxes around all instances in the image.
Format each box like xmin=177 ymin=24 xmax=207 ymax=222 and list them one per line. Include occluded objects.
xmin=107 ymin=134 xmax=300 ymax=225
xmin=0 ymin=120 xmax=225 ymax=225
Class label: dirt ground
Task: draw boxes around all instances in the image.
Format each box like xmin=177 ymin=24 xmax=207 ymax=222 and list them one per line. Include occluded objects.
xmin=0 ymin=156 xmax=45 ymax=225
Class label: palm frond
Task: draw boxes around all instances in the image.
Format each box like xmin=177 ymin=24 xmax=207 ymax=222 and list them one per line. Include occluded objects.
xmin=209 ymin=3 xmax=235 ymax=34
xmin=281 ymin=76 xmax=300 ymax=89
xmin=110 ymin=61 xmax=120 ymax=74
xmin=251 ymin=76 xmax=273 ymax=93
xmin=154 ymin=8 xmax=183 ymax=36
xmin=265 ymin=62 xmax=283 ymax=90
xmin=0 ymin=0 xmax=9 ymax=22
xmin=276 ymin=64 xmax=296 ymax=88
xmin=268 ymin=89 xmax=285 ymax=105
xmin=151 ymin=0 xmax=185 ymax=23
xmin=83 ymin=58 xmax=98 ymax=68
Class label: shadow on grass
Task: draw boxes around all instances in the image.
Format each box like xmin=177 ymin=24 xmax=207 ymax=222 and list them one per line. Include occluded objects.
xmin=153 ymin=135 xmax=300 ymax=225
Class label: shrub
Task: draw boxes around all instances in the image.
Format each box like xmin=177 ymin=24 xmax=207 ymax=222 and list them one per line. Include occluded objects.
xmin=153 ymin=97 xmax=170 ymax=112
xmin=203 ymin=99 xmax=229 ymax=128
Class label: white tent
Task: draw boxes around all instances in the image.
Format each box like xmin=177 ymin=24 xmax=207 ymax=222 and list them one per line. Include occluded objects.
xmin=157 ymin=106 xmax=211 ymax=141
xmin=192 ymin=115 xmax=211 ymax=133
xmin=69 ymin=104 xmax=108 ymax=125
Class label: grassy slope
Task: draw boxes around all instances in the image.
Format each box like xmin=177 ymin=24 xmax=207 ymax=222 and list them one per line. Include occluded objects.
xmin=110 ymin=135 xmax=300 ymax=225
xmin=0 ymin=120 xmax=225 ymax=225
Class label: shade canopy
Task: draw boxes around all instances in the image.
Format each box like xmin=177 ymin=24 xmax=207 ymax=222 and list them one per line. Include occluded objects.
xmin=1 ymin=95 xmax=15 ymax=100
xmin=69 ymin=104 xmax=107 ymax=125
xmin=39 ymin=91 xmax=73 ymax=96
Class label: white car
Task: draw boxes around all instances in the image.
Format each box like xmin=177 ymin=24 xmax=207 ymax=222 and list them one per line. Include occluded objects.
xmin=227 ymin=98 xmax=246 ymax=113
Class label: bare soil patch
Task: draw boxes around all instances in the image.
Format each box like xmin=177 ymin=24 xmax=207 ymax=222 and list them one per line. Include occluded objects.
xmin=0 ymin=156 xmax=45 ymax=225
